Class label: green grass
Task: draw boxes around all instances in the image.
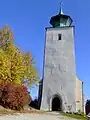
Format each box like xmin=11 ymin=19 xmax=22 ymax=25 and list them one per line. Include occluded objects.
xmin=63 ymin=113 xmax=87 ymax=120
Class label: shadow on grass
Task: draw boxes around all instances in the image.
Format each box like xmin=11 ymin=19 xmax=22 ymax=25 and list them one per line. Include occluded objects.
xmin=63 ymin=113 xmax=87 ymax=120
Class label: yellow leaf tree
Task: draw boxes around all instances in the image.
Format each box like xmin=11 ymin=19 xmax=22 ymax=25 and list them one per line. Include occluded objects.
xmin=0 ymin=25 xmax=39 ymax=85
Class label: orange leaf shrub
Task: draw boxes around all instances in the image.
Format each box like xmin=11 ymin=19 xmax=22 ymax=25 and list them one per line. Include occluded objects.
xmin=0 ymin=82 xmax=31 ymax=110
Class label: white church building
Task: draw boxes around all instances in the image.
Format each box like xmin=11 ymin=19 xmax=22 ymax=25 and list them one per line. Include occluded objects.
xmin=38 ymin=4 xmax=84 ymax=113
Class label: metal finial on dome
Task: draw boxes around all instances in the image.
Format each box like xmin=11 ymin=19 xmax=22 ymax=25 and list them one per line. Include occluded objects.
xmin=59 ymin=1 xmax=63 ymax=15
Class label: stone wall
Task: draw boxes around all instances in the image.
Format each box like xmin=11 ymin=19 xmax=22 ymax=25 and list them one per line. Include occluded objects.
xmin=76 ymin=77 xmax=84 ymax=113
xmin=40 ymin=26 xmax=76 ymax=112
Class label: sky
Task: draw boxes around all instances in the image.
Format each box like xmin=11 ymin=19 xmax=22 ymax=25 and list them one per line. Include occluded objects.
xmin=0 ymin=0 xmax=90 ymax=100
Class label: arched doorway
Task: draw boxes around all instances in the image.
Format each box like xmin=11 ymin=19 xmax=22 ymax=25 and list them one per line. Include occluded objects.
xmin=52 ymin=95 xmax=62 ymax=111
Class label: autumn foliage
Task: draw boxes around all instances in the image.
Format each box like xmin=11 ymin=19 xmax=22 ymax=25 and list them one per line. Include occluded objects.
xmin=0 ymin=24 xmax=38 ymax=110
xmin=0 ymin=24 xmax=38 ymax=85
xmin=0 ymin=82 xmax=31 ymax=110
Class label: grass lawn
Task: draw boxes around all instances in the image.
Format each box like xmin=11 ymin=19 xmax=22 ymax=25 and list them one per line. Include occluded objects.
xmin=63 ymin=113 xmax=87 ymax=120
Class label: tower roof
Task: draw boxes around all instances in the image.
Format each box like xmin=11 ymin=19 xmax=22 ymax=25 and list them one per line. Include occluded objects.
xmin=50 ymin=2 xmax=73 ymax=28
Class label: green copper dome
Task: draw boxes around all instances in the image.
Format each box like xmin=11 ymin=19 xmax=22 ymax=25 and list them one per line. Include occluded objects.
xmin=50 ymin=3 xmax=73 ymax=28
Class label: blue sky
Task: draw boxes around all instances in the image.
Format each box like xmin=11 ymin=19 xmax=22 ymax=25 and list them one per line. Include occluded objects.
xmin=0 ymin=0 xmax=90 ymax=100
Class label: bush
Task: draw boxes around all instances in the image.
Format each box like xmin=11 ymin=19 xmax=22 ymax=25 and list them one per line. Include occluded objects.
xmin=85 ymin=100 xmax=90 ymax=115
xmin=0 ymin=82 xmax=31 ymax=110
xmin=66 ymin=112 xmax=69 ymax=113
xmin=30 ymin=98 xmax=39 ymax=109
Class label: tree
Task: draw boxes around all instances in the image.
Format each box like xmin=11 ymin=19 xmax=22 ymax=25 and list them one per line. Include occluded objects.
xmin=0 ymin=25 xmax=39 ymax=85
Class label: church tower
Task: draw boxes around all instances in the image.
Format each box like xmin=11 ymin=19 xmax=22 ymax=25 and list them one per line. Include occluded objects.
xmin=40 ymin=3 xmax=76 ymax=112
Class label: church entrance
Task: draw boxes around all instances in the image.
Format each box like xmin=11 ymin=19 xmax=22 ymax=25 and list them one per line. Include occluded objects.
xmin=52 ymin=95 xmax=62 ymax=111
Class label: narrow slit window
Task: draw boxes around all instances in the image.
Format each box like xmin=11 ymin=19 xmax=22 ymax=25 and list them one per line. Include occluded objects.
xmin=58 ymin=34 xmax=62 ymax=40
